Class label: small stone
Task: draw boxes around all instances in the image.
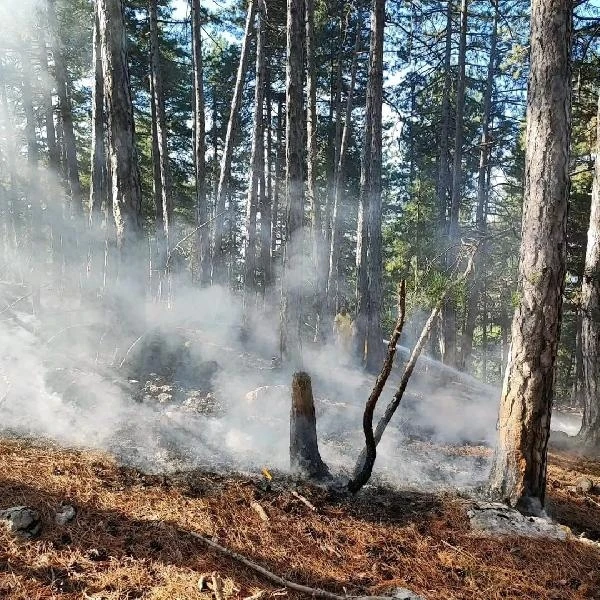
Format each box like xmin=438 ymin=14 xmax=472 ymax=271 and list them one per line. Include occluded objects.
xmin=392 ymin=588 xmax=425 ymax=600
xmin=157 ymin=393 xmax=172 ymax=403
xmin=1 ymin=506 xmax=41 ymax=538
xmin=575 ymin=477 xmax=594 ymax=494
xmin=55 ymin=504 xmax=76 ymax=526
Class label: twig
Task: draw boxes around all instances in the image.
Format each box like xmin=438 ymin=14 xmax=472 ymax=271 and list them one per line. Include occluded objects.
xmin=165 ymin=212 xmax=223 ymax=269
xmin=291 ymin=490 xmax=317 ymax=512
xmin=250 ymin=501 xmax=269 ymax=522
xmin=188 ymin=530 xmax=411 ymax=600
xmin=348 ymin=280 xmax=407 ymax=493
xmin=585 ymin=495 xmax=600 ymax=509
xmin=118 ymin=333 xmax=147 ymax=369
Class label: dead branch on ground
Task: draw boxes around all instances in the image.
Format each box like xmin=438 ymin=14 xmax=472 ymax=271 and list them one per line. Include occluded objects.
xmin=188 ymin=529 xmax=413 ymax=600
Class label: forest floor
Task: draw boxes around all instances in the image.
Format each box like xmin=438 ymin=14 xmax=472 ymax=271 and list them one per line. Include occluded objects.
xmin=0 ymin=439 xmax=599 ymax=600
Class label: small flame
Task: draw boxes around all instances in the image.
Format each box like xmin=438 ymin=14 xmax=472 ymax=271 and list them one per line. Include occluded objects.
xmin=261 ymin=467 xmax=273 ymax=481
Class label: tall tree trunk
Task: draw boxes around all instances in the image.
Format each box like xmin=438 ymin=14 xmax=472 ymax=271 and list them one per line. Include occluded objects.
xmin=577 ymin=92 xmax=600 ymax=450
xmin=488 ymin=0 xmax=571 ymax=512
xmin=98 ymin=0 xmax=144 ymax=288
xmin=461 ymin=0 xmax=498 ymax=370
xmin=213 ymin=0 xmax=256 ymax=284
xmin=191 ymin=0 xmax=210 ymax=286
xmin=89 ymin=2 xmax=106 ymax=226
xmin=244 ymin=0 xmax=266 ymax=300
xmin=259 ymin=75 xmax=273 ymax=295
xmin=364 ymin=0 xmax=385 ymax=372
xmin=436 ymin=0 xmax=452 ymax=238
xmin=21 ymin=48 xmax=42 ymax=313
xmin=570 ymin=306 xmax=583 ymax=406
xmin=149 ymin=0 xmax=172 ymax=245
xmin=272 ymin=94 xmax=284 ymax=260
xmin=47 ymin=0 xmax=82 ymax=217
xmin=442 ymin=0 xmax=468 ymax=368
xmin=280 ymin=0 xmax=305 ymax=363
xmin=326 ymin=19 xmax=360 ymax=316
xmin=38 ymin=27 xmax=59 ymax=174
xmin=306 ymin=0 xmax=322 ymax=339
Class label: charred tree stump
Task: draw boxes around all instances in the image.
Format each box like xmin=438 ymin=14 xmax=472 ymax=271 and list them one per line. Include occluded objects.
xmin=290 ymin=372 xmax=329 ymax=479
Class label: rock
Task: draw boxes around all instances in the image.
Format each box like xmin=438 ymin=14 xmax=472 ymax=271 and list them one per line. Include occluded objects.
xmin=392 ymin=587 xmax=425 ymax=600
xmin=55 ymin=504 xmax=76 ymax=526
xmin=0 ymin=506 xmax=41 ymax=538
xmin=468 ymin=502 xmax=568 ymax=540
xmin=575 ymin=477 xmax=594 ymax=494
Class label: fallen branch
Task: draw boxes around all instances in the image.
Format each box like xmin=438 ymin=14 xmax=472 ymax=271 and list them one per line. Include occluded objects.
xmin=350 ymin=251 xmax=477 ymax=490
xmin=188 ymin=530 xmax=414 ymax=600
xmin=291 ymin=490 xmax=317 ymax=512
xmin=348 ymin=281 xmax=406 ymax=493
xmin=165 ymin=212 xmax=223 ymax=270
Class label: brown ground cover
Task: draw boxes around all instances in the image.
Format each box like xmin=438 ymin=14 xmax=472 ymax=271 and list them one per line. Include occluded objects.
xmin=0 ymin=438 xmax=598 ymax=600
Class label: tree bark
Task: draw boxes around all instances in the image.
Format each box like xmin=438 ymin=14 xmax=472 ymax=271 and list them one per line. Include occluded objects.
xmin=306 ymin=0 xmax=322 ymax=339
xmin=436 ymin=0 xmax=452 ymax=238
xmin=280 ymin=0 xmax=305 ymax=363
xmin=461 ymin=0 xmax=498 ymax=370
xmin=213 ymin=0 xmax=256 ymax=284
xmin=290 ymin=372 xmax=329 ymax=478
xmin=442 ymin=0 xmax=468 ymax=369
xmin=98 ymin=0 xmax=144 ymax=287
xmin=488 ymin=0 xmax=571 ymax=512
xmin=577 ymin=91 xmax=600 ymax=451
xmin=38 ymin=25 xmax=59 ymax=174
xmin=89 ymin=2 xmax=106 ymax=227
xmin=244 ymin=0 xmax=266 ymax=300
xmin=364 ymin=0 xmax=385 ymax=373
xmin=149 ymin=0 xmax=172 ymax=276
xmin=191 ymin=0 xmax=210 ymax=286
xmin=47 ymin=0 xmax=82 ymax=216
xmin=259 ymin=77 xmax=273 ymax=295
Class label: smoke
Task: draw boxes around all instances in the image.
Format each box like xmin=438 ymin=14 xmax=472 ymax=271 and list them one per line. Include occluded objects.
xmin=0 ymin=0 xmax=576 ymax=496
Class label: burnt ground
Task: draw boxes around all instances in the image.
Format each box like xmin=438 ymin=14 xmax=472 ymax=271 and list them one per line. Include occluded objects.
xmin=0 ymin=439 xmax=599 ymax=600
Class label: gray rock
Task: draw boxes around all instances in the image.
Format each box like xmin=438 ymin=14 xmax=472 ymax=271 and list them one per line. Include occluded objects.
xmin=575 ymin=477 xmax=594 ymax=494
xmin=468 ymin=502 xmax=568 ymax=540
xmin=1 ymin=506 xmax=41 ymax=538
xmin=392 ymin=588 xmax=425 ymax=600
xmin=55 ymin=504 xmax=76 ymax=526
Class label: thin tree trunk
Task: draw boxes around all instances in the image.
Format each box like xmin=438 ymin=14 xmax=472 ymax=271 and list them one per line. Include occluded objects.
xmin=306 ymin=0 xmax=322 ymax=339
xmin=577 ymin=91 xmax=600 ymax=450
xmin=244 ymin=0 xmax=266 ymax=300
xmin=461 ymin=0 xmax=498 ymax=370
xmin=442 ymin=0 xmax=468 ymax=368
xmin=436 ymin=0 xmax=453 ymax=238
xmin=570 ymin=307 xmax=583 ymax=406
xmin=213 ymin=0 xmax=256 ymax=284
xmin=39 ymin=27 xmax=59 ymax=173
xmin=259 ymin=75 xmax=273 ymax=295
xmin=280 ymin=0 xmax=305 ymax=363
xmin=47 ymin=0 xmax=82 ymax=216
xmin=272 ymin=94 xmax=284 ymax=260
xmin=98 ymin=0 xmax=144 ymax=290
xmin=191 ymin=0 xmax=210 ymax=286
xmin=326 ymin=20 xmax=361 ymax=316
xmin=488 ymin=0 xmax=571 ymax=512
xmin=149 ymin=0 xmax=172 ymax=257
xmin=21 ymin=48 xmax=42 ymax=313
xmin=89 ymin=2 xmax=106 ymax=226
xmin=365 ymin=0 xmax=385 ymax=373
